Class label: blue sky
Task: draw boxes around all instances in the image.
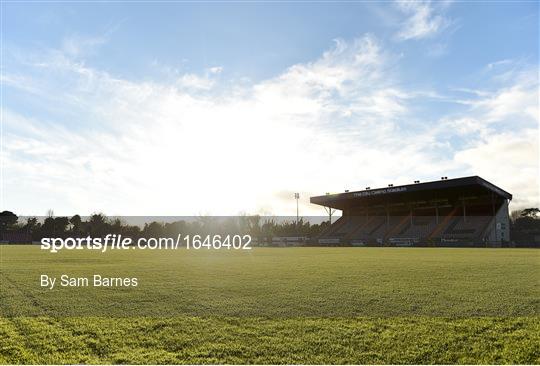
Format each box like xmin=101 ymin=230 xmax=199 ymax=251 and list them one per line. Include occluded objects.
xmin=2 ymin=1 xmax=539 ymax=216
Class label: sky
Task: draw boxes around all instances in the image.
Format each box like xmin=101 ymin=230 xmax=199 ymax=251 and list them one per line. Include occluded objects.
xmin=1 ymin=1 xmax=539 ymax=216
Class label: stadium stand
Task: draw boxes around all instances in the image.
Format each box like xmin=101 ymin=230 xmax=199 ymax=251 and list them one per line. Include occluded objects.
xmin=310 ymin=176 xmax=511 ymax=247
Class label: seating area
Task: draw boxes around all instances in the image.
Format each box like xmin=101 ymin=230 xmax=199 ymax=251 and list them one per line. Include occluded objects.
xmin=317 ymin=207 xmax=495 ymax=246
xmin=440 ymin=215 xmax=493 ymax=240
xmin=347 ymin=215 xmax=386 ymax=242
xmin=394 ymin=215 xmax=437 ymax=240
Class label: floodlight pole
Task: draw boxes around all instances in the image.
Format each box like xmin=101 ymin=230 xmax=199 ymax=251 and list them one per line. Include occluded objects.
xmin=294 ymin=193 xmax=300 ymax=229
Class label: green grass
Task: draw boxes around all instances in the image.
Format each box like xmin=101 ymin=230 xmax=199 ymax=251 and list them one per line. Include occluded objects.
xmin=1 ymin=246 xmax=539 ymax=363
xmin=1 ymin=316 xmax=538 ymax=364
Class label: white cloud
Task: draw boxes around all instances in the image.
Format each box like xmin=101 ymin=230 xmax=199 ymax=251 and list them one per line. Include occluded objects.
xmin=3 ymin=35 xmax=414 ymax=215
xmin=177 ymin=73 xmax=216 ymax=90
xmin=486 ymin=59 xmax=513 ymax=70
xmin=468 ymin=84 xmax=538 ymax=123
xmin=395 ymin=0 xmax=451 ymax=41
xmin=62 ymin=34 xmax=108 ymax=58
xmin=451 ymin=65 xmax=538 ymax=126
xmin=454 ymin=129 xmax=539 ymax=208
xmin=441 ymin=64 xmax=539 ymax=209
xmin=3 ymin=36 xmax=538 ymax=216
xmin=208 ymin=66 xmax=223 ymax=74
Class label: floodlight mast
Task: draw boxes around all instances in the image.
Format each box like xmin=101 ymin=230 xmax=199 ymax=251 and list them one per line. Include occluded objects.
xmin=294 ymin=193 xmax=300 ymax=229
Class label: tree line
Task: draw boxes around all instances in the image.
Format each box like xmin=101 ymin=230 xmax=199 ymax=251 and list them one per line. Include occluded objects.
xmin=510 ymin=208 xmax=540 ymax=244
xmin=0 ymin=211 xmax=331 ymax=243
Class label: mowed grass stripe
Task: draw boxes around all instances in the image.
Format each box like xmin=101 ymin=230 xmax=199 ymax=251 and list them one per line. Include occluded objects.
xmin=0 ymin=316 xmax=538 ymax=364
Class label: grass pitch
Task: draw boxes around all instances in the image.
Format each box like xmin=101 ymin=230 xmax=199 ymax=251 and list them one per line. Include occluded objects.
xmin=0 ymin=246 xmax=539 ymax=363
